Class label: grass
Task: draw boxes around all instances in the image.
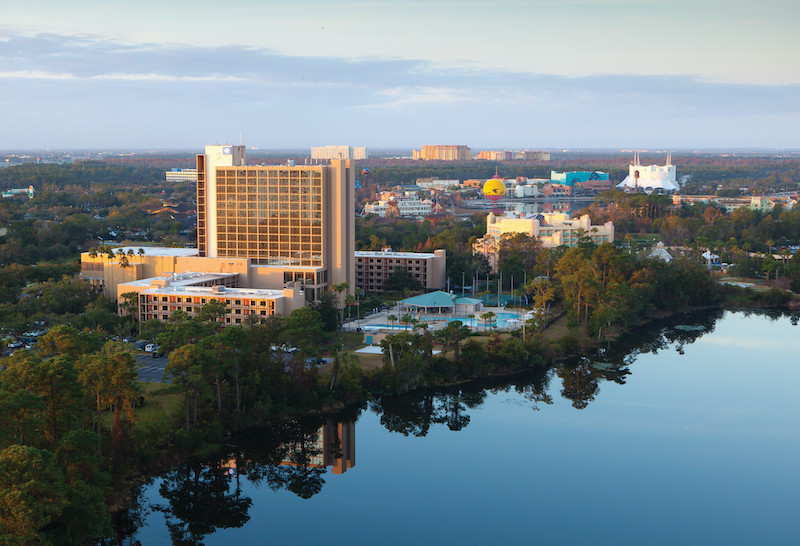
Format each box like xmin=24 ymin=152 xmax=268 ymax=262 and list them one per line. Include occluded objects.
xmin=135 ymin=381 xmax=181 ymax=428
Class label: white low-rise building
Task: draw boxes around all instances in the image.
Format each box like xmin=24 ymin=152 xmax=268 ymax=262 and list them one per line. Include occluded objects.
xmin=165 ymin=168 xmax=198 ymax=183
xmin=363 ymin=194 xmax=435 ymax=217
xmin=473 ymin=212 xmax=615 ymax=271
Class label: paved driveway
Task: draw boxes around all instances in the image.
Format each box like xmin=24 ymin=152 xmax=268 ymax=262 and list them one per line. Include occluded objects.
xmin=135 ymin=353 xmax=170 ymax=383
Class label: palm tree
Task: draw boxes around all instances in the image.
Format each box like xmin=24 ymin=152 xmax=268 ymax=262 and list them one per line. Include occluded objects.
xmin=480 ymin=311 xmax=496 ymax=332
xmin=388 ymin=314 xmax=397 ymax=329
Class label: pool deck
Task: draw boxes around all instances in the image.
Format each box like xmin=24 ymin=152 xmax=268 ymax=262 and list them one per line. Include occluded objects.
xmin=343 ymin=306 xmax=525 ymax=333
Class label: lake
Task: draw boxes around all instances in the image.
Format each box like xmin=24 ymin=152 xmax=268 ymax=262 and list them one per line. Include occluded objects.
xmin=123 ymin=310 xmax=799 ymax=545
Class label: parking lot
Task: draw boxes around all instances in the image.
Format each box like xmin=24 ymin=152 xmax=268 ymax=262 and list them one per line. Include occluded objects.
xmin=135 ymin=353 xmax=169 ymax=383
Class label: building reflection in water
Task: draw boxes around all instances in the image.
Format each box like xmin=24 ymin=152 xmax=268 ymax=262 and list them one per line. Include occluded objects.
xmin=221 ymin=419 xmax=355 ymax=476
xmin=281 ymin=420 xmax=356 ymax=475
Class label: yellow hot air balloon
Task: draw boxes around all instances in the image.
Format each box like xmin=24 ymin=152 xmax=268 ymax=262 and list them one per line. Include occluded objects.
xmin=483 ymin=178 xmax=506 ymax=202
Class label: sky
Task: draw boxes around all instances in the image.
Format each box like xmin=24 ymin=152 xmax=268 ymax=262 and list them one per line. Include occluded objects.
xmin=1 ymin=0 xmax=798 ymax=150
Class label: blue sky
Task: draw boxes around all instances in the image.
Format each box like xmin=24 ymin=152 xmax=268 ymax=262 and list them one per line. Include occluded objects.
xmin=1 ymin=0 xmax=798 ymax=149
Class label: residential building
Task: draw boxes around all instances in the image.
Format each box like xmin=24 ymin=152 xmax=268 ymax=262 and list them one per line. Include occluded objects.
xmin=165 ymin=168 xmax=198 ymax=183
xmin=355 ymin=249 xmax=446 ymax=292
xmin=412 ymin=145 xmax=471 ymax=161
xmin=311 ymin=145 xmax=367 ymax=160
xmin=473 ymin=212 xmax=615 ymax=271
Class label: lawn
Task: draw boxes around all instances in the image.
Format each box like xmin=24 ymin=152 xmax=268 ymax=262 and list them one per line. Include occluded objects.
xmin=135 ymin=381 xmax=181 ymax=428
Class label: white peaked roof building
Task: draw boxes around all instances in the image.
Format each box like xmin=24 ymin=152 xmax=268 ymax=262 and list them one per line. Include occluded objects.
xmin=617 ymin=153 xmax=679 ymax=193
xmin=648 ymin=242 xmax=673 ymax=262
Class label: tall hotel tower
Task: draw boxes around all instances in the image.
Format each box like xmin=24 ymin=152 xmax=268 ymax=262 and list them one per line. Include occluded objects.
xmin=196 ymin=145 xmax=355 ymax=300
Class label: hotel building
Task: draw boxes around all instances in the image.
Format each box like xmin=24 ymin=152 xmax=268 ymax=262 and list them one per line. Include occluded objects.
xmin=355 ymin=249 xmax=446 ymax=292
xmin=81 ymin=144 xmax=356 ymax=319
xmin=473 ymin=212 xmax=615 ymax=271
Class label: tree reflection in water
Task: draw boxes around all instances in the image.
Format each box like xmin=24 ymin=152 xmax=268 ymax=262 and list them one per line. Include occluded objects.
xmin=141 ymin=415 xmax=356 ymax=544
xmin=123 ymin=308 xmax=769 ymax=542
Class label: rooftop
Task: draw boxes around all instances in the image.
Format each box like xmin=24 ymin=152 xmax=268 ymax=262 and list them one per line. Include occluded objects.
xmin=87 ymin=246 xmax=199 ymax=258
xmin=355 ymin=249 xmax=438 ymax=259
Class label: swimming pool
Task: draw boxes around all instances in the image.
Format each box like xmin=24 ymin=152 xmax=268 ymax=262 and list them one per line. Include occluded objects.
xmin=360 ymin=324 xmax=414 ymax=331
xmin=419 ymin=312 xmax=522 ymax=329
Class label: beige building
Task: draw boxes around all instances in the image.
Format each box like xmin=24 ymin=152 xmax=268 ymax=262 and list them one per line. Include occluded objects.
xmin=116 ymin=272 xmax=304 ymax=324
xmin=412 ymin=145 xmax=471 ymax=161
xmin=196 ymin=145 xmax=355 ymax=300
xmin=473 ymin=212 xmax=615 ymax=271
xmin=81 ymin=144 xmax=356 ymax=319
xmin=355 ymin=249 xmax=446 ymax=292
xmin=311 ymin=145 xmax=367 ymax=160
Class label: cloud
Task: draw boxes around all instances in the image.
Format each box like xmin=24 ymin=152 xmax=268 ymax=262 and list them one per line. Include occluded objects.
xmin=0 ymin=31 xmax=798 ymax=148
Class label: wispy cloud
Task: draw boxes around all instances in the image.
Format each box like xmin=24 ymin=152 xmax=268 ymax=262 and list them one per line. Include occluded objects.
xmin=0 ymin=31 xmax=798 ymax=148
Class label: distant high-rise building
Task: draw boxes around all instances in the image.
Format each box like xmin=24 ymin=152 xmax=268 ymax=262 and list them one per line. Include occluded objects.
xmin=412 ymin=145 xmax=472 ymax=161
xmin=311 ymin=145 xmax=367 ymax=160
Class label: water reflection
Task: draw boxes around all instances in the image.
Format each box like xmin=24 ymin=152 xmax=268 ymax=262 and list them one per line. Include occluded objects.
xmin=115 ymin=417 xmax=357 ymax=544
xmin=126 ymin=309 xmax=799 ymax=543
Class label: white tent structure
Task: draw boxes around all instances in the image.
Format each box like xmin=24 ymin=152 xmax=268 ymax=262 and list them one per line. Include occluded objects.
xmin=617 ymin=153 xmax=679 ymax=193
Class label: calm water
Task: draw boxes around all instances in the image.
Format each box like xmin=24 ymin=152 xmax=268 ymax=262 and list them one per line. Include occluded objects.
xmin=126 ymin=310 xmax=800 ymax=545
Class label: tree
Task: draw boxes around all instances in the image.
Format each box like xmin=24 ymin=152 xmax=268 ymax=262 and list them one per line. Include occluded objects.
xmin=434 ymin=320 xmax=471 ymax=360
xmin=77 ymin=342 xmax=140 ymax=463
xmin=330 ymin=282 xmax=349 ymax=324
xmin=312 ymin=290 xmax=340 ymax=332
xmin=168 ymin=344 xmax=204 ymax=433
xmin=285 ymin=307 xmax=324 ymax=356
xmin=1 ymin=353 xmax=84 ymax=445
xmin=382 ymin=267 xmax=422 ymax=293
xmin=0 ymin=445 xmax=68 ymax=544
xmin=480 ymin=311 xmax=496 ymax=331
